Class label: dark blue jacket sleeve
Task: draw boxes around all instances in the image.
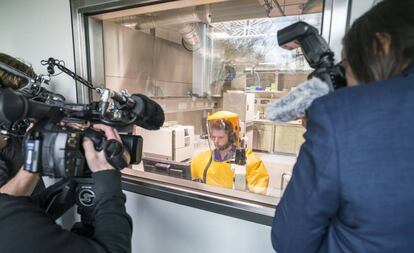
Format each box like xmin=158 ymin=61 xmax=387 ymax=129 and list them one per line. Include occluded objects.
xmin=271 ymin=98 xmax=340 ymax=253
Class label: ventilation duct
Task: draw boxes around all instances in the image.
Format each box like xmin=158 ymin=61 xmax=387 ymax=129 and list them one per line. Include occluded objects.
xmin=132 ymin=7 xmax=210 ymax=51
xmin=179 ymin=23 xmax=201 ymax=51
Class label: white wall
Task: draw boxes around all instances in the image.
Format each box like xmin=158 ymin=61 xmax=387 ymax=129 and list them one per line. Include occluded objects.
xmin=125 ymin=191 xmax=274 ymax=253
xmin=0 ymin=0 xmax=77 ymax=102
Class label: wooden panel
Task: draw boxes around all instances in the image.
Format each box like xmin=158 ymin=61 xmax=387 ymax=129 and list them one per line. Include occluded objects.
xmin=273 ymin=124 xmax=306 ymax=155
xmin=274 ymin=125 xmax=297 ymax=154
xmin=253 ymin=124 xmax=274 ymax=152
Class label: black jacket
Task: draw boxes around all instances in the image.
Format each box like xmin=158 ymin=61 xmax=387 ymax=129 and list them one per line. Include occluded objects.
xmin=0 ymin=170 xmax=132 ymax=253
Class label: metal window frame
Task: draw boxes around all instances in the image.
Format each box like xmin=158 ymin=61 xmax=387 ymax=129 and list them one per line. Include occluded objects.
xmin=70 ymin=0 xmax=351 ymax=225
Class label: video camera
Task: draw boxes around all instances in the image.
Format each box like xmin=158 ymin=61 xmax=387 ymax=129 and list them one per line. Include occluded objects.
xmin=0 ymin=56 xmax=164 ymax=227
xmin=0 ymin=57 xmax=165 ymax=178
xmin=277 ymin=21 xmax=347 ymax=90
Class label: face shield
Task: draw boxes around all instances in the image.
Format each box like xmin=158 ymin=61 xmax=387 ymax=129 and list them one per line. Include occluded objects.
xmin=206 ymin=113 xmax=240 ymax=154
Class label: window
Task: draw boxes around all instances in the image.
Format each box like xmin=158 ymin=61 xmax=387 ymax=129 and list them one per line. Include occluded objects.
xmin=77 ymin=0 xmax=331 ymax=222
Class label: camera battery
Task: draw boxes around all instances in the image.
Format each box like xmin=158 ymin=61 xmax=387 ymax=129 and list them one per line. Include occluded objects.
xmin=24 ymin=139 xmax=40 ymax=173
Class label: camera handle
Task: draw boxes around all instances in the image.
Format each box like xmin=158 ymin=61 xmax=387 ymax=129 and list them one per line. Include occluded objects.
xmin=84 ymin=128 xmax=129 ymax=170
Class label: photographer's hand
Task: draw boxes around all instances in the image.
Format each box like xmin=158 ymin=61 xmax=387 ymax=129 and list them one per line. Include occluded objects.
xmin=82 ymin=124 xmax=122 ymax=172
xmin=81 ymin=124 xmax=132 ymax=253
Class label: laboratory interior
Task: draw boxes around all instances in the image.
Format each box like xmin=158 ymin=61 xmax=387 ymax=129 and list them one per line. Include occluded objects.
xmin=0 ymin=0 xmax=378 ymax=252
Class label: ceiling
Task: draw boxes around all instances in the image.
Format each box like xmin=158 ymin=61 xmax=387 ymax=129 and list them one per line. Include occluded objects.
xmin=108 ymin=0 xmax=324 ymax=24
xmin=210 ymin=0 xmax=323 ymax=23
xmin=108 ymin=0 xmax=323 ymax=46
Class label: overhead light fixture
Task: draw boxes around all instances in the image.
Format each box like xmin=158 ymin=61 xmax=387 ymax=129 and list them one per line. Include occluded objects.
xmin=209 ymin=32 xmax=230 ymax=39
xmin=122 ymin=22 xmax=137 ymax=28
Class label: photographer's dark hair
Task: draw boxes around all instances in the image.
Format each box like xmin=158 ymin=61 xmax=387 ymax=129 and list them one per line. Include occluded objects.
xmin=0 ymin=53 xmax=36 ymax=89
xmin=343 ymin=0 xmax=414 ymax=84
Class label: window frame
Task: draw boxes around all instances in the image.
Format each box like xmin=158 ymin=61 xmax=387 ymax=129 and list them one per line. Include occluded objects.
xmin=70 ymin=0 xmax=350 ymax=225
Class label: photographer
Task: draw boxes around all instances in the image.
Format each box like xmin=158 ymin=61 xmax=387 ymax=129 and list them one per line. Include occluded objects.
xmin=271 ymin=1 xmax=414 ymax=253
xmin=0 ymin=124 xmax=132 ymax=253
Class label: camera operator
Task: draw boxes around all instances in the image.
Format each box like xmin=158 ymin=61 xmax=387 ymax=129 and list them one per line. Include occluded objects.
xmin=0 ymin=53 xmax=45 ymax=196
xmin=0 ymin=124 xmax=132 ymax=253
xmin=271 ymin=1 xmax=414 ymax=253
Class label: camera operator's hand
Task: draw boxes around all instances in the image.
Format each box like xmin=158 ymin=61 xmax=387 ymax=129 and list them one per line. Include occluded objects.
xmin=82 ymin=124 xmax=122 ymax=173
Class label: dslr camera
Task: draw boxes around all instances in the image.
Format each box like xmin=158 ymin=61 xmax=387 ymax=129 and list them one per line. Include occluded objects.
xmin=277 ymin=21 xmax=347 ymax=90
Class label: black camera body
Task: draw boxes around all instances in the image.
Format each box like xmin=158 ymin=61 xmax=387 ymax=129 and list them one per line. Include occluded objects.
xmin=277 ymin=21 xmax=347 ymax=90
xmin=0 ymin=58 xmax=164 ymax=179
xmin=24 ymin=121 xmax=143 ymax=178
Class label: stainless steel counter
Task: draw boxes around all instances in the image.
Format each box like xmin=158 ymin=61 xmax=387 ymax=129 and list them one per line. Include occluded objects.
xmin=253 ymin=119 xmax=303 ymax=126
xmin=122 ymin=168 xmax=278 ymax=225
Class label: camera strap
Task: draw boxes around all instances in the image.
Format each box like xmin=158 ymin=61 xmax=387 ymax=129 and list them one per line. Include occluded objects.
xmin=202 ymin=154 xmax=213 ymax=184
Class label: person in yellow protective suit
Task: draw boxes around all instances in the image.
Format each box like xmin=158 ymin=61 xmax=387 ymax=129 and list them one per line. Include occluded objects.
xmin=191 ymin=111 xmax=269 ymax=195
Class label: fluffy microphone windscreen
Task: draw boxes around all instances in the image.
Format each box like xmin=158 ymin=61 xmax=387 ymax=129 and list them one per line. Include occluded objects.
xmin=266 ymin=77 xmax=331 ymax=122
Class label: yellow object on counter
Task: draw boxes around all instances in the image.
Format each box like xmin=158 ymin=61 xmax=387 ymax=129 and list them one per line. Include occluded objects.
xmin=191 ymin=149 xmax=269 ymax=195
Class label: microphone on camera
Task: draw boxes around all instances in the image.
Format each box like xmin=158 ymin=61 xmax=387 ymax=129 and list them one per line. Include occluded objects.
xmin=96 ymin=88 xmax=164 ymax=130
xmin=266 ymin=77 xmax=331 ymax=122
xmin=131 ymin=94 xmax=164 ymax=130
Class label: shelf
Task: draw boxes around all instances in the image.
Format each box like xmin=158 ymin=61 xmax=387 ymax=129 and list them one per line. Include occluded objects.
xmin=152 ymin=97 xmax=218 ymax=114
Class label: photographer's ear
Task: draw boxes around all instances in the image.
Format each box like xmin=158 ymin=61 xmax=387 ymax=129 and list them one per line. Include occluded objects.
xmin=375 ymin=32 xmax=411 ymax=73
xmin=375 ymin=32 xmax=391 ymax=56
xmin=341 ymin=49 xmax=357 ymax=86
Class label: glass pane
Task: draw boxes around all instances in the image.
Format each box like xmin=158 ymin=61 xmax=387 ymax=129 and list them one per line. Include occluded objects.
xmin=100 ymin=0 xmax=324 ymax=201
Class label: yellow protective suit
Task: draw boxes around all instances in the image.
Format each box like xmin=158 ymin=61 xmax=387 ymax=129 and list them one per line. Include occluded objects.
xmin=191 ymin=149 xmax=269 ymax=195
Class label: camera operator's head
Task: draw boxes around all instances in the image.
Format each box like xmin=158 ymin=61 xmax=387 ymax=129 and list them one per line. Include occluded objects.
xmin=343 ymin=0 xmax=414 ymax=85
xmin=0 ymin=53 xmax=36 ymax=90
xmin=0 ymin=53 xmax=34 ymax=149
